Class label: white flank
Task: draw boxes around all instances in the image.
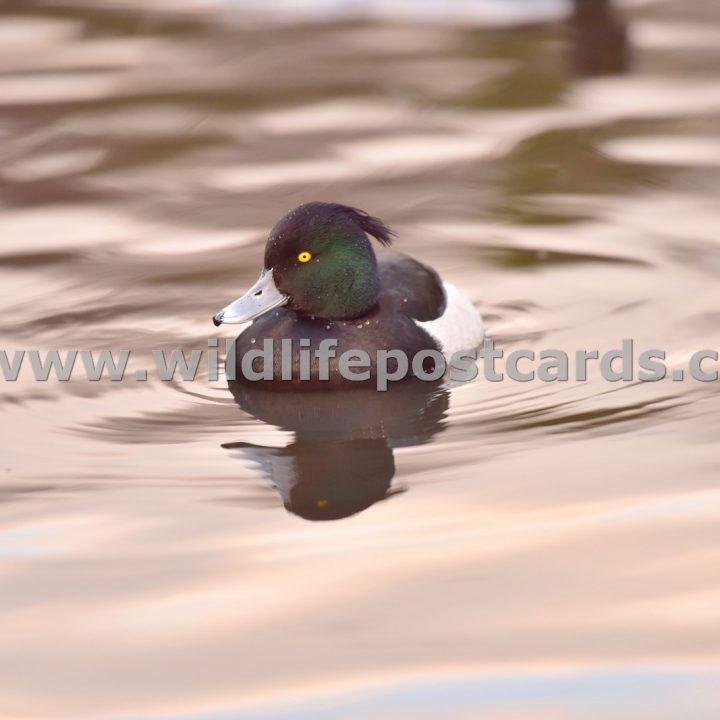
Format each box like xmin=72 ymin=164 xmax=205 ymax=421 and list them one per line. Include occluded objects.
xmin=415 ymin=282 xmax=485 ymax=356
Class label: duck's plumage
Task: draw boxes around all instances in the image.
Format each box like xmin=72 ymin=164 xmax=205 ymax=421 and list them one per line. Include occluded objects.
xmin=214 ymin=202 xmax=484 ymax=389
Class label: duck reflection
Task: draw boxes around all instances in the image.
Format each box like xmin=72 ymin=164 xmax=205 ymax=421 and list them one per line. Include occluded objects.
xmin=223 ymin=381 xmax=448 ymax=521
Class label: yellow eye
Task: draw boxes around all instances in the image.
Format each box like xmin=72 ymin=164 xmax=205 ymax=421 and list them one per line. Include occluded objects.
xmin=297 ymin=251 xmax=312 ymax=263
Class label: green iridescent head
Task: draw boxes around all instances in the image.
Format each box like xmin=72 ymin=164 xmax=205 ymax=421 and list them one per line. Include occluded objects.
xmin=213 ymin=202 xmax=394 ymax=326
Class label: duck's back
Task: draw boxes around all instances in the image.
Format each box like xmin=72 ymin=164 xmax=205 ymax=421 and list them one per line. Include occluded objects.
xmin=378 ymin=253 xmax=485 ymax=356
xmin=377 ymin=253 xmax=446 ymax=322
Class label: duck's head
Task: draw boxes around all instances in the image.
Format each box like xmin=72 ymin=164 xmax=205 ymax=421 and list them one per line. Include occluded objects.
xmin=213 ymin=202 xmax=393 ymax=325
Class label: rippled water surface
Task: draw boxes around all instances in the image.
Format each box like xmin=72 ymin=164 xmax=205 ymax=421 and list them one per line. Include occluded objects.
xmin=1 ymin=1 xmax=720 ymax=718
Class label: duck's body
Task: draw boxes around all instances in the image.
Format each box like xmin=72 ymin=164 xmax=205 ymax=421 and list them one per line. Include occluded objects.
xmin=214 ymin=202 xmax=484 ymax=389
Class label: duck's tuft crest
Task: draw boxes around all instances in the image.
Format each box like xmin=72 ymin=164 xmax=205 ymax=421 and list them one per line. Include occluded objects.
xmin=339 ymin=205 xmax=395 ymax=247
xmin=301 ymin=202 xmax=394 ymax=247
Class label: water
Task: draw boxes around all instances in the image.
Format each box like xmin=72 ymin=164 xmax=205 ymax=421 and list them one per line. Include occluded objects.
xmin=1 ymin=1 xmax=720 ymax=718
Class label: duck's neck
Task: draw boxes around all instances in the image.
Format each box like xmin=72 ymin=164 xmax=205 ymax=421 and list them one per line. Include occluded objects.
xmin=296 ymin=243 xmax=380 ymax=320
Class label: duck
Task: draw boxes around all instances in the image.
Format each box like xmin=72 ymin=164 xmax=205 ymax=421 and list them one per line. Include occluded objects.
xmin=213 ymin=202 xmax=484 ymax=388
